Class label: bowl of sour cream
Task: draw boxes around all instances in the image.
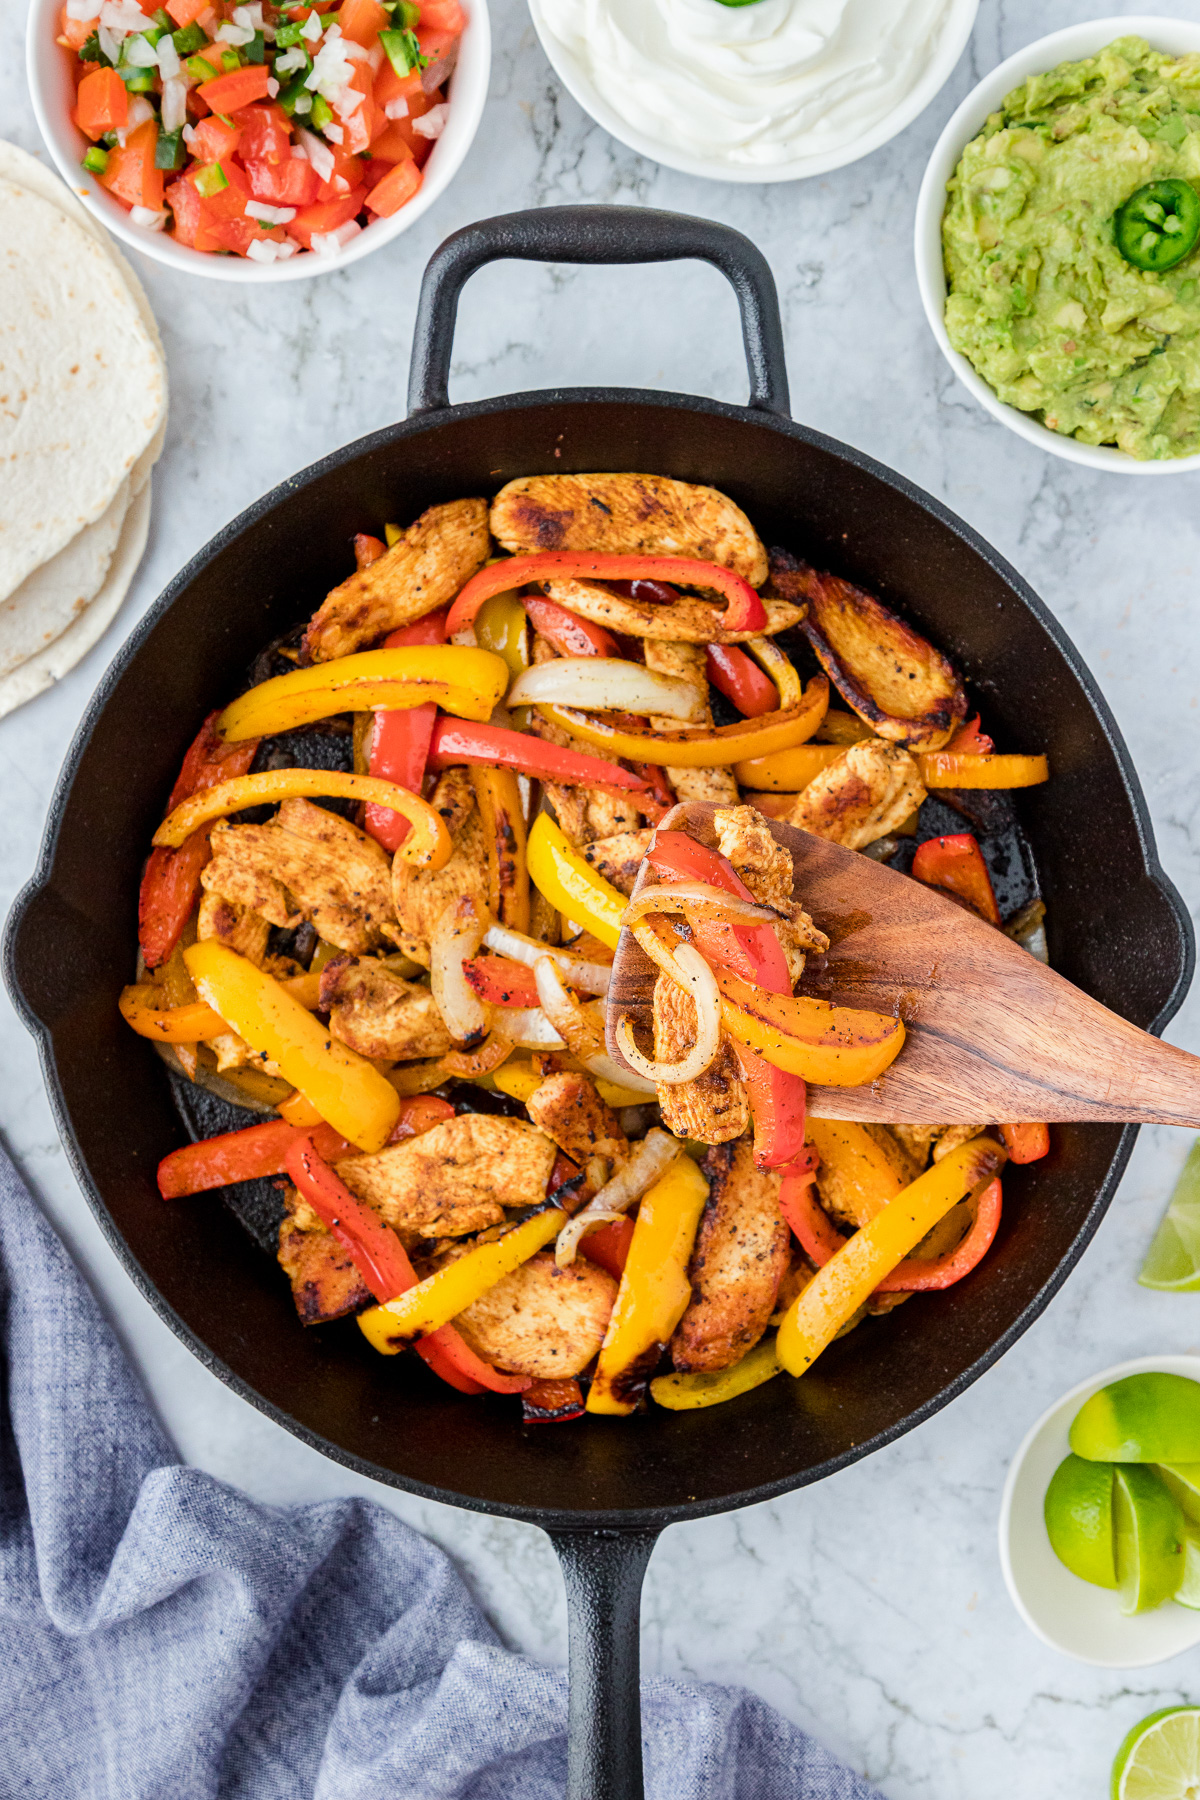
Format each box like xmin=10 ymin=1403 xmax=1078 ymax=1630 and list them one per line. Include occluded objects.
xmin=528 ymin=0 xmax=980 ymax=183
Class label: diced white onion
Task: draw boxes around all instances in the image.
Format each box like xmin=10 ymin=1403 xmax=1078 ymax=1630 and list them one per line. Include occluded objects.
xmin=66 ymin=0 xmax=102 ymax=20
xmin=114 ymin=93 xmax=154 ymax=144
xmin=278 ymin=237 xmax=301 ymax=258
xmin=292 ymin=92 xmax=312 ymax=112
xmin=215 ymin=19 xmax=254 ymax=44
xmin=245 ymin=199 xmax=296 ymax=222
xmin=614 ymin=942 xmax=721 ymax=1086
xmin=232 ymin=3 xmax=256 ymax=25
xmin=274 ymin=45 xmax=308 ymax=74
xmin=342 ymin=37 xmax=369 ymax=59
xmin=182 ymin=121 xmax=199 ymax=148
xmin=323 ymin=122 xmax=344 ymax=143
xmin=266 ymin=75 xmax=279 ymax=96
xmin=100 ymin=0 xmax=153 ymax=31
xmin=246 ymin=238 xmax=282 ymax=262
xmin=384 ymin=96 xmax=409 ymax=120
xmin=555 ymin=1130 xmax=681 ymax=1267
xmin=155 ymin=35 xmax=180 ymax=77
xmin=483 ymin=924 xmax=611 ymax=995
xmin=507 ymin=658 xmax=707 ymax=724
xmin=295 ymin=126 xmax=334 ymax=180
xmin=160 ymin=75 xmax=188 ymax=131
xmin=122 ymin=31 xmax=159 ymax=65
xmin=336 ymin=85 xmax=363 ymax=113
xmin=367 ymin=40 xmax=384 ymax=72
xmin=130 ymin=205 xmax=168 ymax=230
xmin=300 ymin=8 xmax=321 ymax=38
xmin=430 ymin=897 xmax=491 ymax=1045
xmin=413 ymin=103 xmax=449 ymax=140
xmin=97 ymin=23 xmax=120 ymax=61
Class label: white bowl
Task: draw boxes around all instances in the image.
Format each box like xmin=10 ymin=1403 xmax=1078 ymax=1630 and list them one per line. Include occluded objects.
xmin=1000 ymin=1354 xmax=1200 ymax=1667
xmin=527 ymin=0 xmax=980 ymax=185
xmin=25 ymin=0 xmax=490 ymax=282
xmin=915 ymin=16 xmax=1200 ymax=474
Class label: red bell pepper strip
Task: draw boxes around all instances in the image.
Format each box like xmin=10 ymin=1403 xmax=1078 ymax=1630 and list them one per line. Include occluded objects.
xmin=647 ymin=830 xmax=806 ymax=1167
xmin=945 ymin=714 xmax=994 ymax=755
xmin=464 ymin=956 xmax=542 ymax=1009
xmin=999 ymin=1122 xmax=1050 ymax=1164
xmin=286 ymin=1137 xmax=529 ymax=1395
xmin=158 ymin=1119 xmax=356 ymax=1198
xmin=139 ymin=713 xmax=261 ymax=968
xmin=705 ymin=645 xmax=778 ymax=718
xmin=355 ymin=533 xmax=387 ymax=570
xmin=579 ymin=1216 xmax=636 ymax=1281
xmin=521 ymin=1377 xmax=585 ymax=1424
xmin=446 ymin=554 xmax=767 ymax=638
xmin=392 ymin=1094 xmax=456 ymax=1138
xmin=780 ymin=1154 xmax=1004 ymax=1293
xmin=364 ymin=608 xmax=450 ymax=852
xmin=911 ymin=833 xmax=1001 ymax=926
xmin=523 ymin=594 xmax=617 ymax=659
xmin=427 ymin=718 xmax=651 ymax=794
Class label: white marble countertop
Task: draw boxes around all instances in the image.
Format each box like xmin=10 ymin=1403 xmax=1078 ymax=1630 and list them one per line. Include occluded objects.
xmin=4 ymin=1 xmax=1200 ymax=1793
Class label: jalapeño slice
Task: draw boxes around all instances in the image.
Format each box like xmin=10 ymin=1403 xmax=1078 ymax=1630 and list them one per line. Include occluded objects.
xmin=1114 ymin=178 xmax=1200 ymax=273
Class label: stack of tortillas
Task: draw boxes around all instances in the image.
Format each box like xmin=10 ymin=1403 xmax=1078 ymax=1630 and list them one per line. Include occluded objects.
xmin=0 ymin=140 xmax=166 ymax=720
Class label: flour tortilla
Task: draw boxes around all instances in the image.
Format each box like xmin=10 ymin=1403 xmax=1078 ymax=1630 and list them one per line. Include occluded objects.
xmin=0 ymin=478 xmax=129 ymax=678
xmin=0 ymin=182 xmax=165 ymax=602
xmin=0 ymin=142 xmax=167 ymax=494
xmin=0 ymin=478 xmax=151 ymax=720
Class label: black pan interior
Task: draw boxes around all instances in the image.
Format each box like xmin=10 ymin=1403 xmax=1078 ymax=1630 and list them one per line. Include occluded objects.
xmin=6 ymin=393 xmax=1191 ymax=1526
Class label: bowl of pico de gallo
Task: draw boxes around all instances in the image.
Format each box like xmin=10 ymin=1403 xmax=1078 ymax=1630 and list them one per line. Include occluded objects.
xmin=26 ymin=0 xmax=489 ymax=279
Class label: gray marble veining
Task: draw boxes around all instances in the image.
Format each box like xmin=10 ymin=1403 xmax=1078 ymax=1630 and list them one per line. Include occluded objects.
xmin=3 ymin=0 xmax=1200 ymax=1792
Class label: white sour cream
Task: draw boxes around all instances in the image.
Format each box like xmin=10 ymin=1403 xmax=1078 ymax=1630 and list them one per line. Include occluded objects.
xmin=535 ymin=0 xmax=955 ymax=173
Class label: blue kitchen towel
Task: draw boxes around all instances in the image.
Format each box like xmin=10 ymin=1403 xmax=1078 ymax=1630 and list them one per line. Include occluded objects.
xmin=0 ymin=1140 xmax=881 ymax=1800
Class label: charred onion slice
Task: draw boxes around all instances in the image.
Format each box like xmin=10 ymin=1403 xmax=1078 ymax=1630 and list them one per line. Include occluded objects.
xmin=533 ymin=674 xmax=828 ymax=768
xmin=555 ymin=1128 xmax=681 ymax=1268
xmin=430 ymin=896 xmax=491 ymax=1045
xmin=483 ymin=923 xmax=612 ymax=995
xmin=615 ymin=943 xmax=722 ymax=1087
xmin=508 ymin=658 xmax=708 ymax=724
xmin=622 ymin=882 xmax=778 ymax=932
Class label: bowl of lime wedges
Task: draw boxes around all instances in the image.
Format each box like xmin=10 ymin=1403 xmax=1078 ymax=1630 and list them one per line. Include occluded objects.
xmin=1000 ymin=1357 xmax=1200 ymax=1667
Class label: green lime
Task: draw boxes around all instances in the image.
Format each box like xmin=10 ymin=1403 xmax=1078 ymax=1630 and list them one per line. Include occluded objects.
xmin=1158 ymin=1464 xmax=1200 ymax=1528
xmin=1044 ymin=1453 xmax=1117 ymax=1587
xmin=1112 ymin=1706 xmax=1200 ymax=1799
xmin=1172 ymin=1526 xmax=1200 ymax=1611
xmin=1141 ymin=1138 xmax=1200 ymax=1291
xmin=1071 ymin=1374 xmax=1200 ymax=1464
xmin=1114 ymin=1465 xmax=1185 ymax=1614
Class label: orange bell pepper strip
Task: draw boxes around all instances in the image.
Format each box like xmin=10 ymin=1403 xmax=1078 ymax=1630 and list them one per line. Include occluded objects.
xmin=76 ymin=66 xmax=128 ymax=137
xmin=733 ymin=743 xmax=845 ymax=790
xmin=216 ymin=645 xmax=507 ymax=741
xmin=446 ymin=553 xmax=767 ymax=638
xmin=999 ymin=1122 xmax=1050 ymax=1163
xmin=535 ymin=673 xmax=829 ymax=769
xmin=153 ymin=769 xmax=452 ymax=870
xmin=911 ymin=833 xmax=1000 ymax=925
xmin=364 ymin=611 xmax=451 ymax=853
xmin=523 ymin=594 xmax=617 ymax=659
xmin=470 ymin=766 xmax=530 ymax=932
xmin=138 ymin=712 xmax=260 ymax=969
xmin=196 ymin=64 xmax=273 ymax=113
xmin=917 ymin=752 xmax=1050 ymax=790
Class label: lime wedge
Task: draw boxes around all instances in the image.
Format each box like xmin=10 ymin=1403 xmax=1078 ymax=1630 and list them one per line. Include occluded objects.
xmin=1158 ymin=1464 xmax=1200 ymax=1528
xmin=1044 ymin=1453 xmax=1117 ymax=1587
xmin=1172 ymin=1526 xmax=1200 ymax=1611
xmin=1071 ymin=1374 xmax=1200 ymax=1463
xmin=1114 ymin=1466 xmax=1185 ymax=1614
xmin=1140 ymin=1137 xmax=1200 ymax=1291
xmin=1112 ymin=1706 xmax=1200 ymax=1799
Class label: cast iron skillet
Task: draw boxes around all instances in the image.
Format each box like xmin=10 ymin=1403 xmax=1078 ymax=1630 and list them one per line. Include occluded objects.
xmin=5 ymin=208 xmax=1193 ymax=1798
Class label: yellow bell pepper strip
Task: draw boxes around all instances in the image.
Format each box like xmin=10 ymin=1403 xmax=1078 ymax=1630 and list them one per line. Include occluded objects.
xmin=446 ymin=552 xmax=768 ymax=637
xmin=527 ymin=812 xmax=626 ymax=951
xmin=733 ymin=742 xmax=846 ymax=791
xmin=119 ymin=969 xmax=323 ymax=1043
xmin=470 ymin=766 xmax=530 ymax=932
xmin=533 ymin=673 xmax=829 ymax=769
xmin=215 ymin=646 xmax=509 ymax=741
xmin=277 ymin=1089 xmax=326 ymax=1128
xmin=492 ymin=1060 xmax=543 ymax=1104
xmin=384 ymin=522 xmax=403 ymax=548
xmin=474 ymin=589 xmax=530 ymax=683
xmin=776 ymin=1136 xmax=1007 ymax=1377
xmin=357 ymin=1205 xmax=568 ymax=1350
xmin=650 ymin=1336 xmax=782 ymax=1411
xmin=183 ymin=940 xmax=400 ymax=1152
xmin=153 ymin=770 xmax=453 ymax=870
xmin=712 ymin=966 xmax=906 ymax=1087
xmin=803 ymin=1119 xmax=907 ymax=1225
xmin=586 ymin=1154 xmax=710 ymax=1416
xmin=917 ymin=751 xmax=1050 ymax=790
xmin=744 ymin=634 xmax=803 ymax=708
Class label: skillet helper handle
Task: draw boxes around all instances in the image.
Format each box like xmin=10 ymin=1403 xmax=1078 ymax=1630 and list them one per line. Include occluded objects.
xmin=408 ymin=205 xmax=791 ymax=420
xmin=548 ymin=1525 xmax=661 ymax=1800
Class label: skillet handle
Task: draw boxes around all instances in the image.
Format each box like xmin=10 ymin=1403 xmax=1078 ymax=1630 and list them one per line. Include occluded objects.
xmin=548 ymin=1525 xmax=660 ymax=1800
xmin=408 ymin=205 xmax=790 ymax=419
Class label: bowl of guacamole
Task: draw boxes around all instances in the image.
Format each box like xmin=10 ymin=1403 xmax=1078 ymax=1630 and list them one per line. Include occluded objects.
xmin=916 ymin=20 xmax=1200 ymax=471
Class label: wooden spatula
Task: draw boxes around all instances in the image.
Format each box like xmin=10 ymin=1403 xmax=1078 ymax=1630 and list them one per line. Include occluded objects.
xmin=604 ymin=801 xmax=1200 ymax=1125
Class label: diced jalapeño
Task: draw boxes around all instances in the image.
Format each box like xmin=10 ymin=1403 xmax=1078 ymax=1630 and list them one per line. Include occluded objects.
xmin=82 ymin=145 xmax=109 ymax=174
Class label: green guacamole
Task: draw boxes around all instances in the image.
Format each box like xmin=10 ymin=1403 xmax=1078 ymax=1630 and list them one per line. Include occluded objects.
xmin=943 ymin=38 xmax=1200 ymax=460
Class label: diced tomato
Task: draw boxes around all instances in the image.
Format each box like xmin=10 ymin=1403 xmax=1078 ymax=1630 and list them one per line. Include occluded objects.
xmin=205 ymin=216 xmax=286 ymax=256
xmin=360 ymin=154 xmax=396 ymax=188
xmin=231 ymin=101 xmax=292 ymax=164
xmin=311 ymin=143 xmax=365 ymax=203
xmin=166 ymin=0 xmax=207 ymax=25
xmin=417 ymin=26 xmax=458 ymax=68
xmin=365 ymin=157 xmax=420 ymax=217
xmin=188 ymin=115 xmax=241 ymax=163
xmin=165 ymin=171 xmax=204 ymax=245
xmin=372 ymin=85 xmax=438 ymax=163
xmin=76 ymin=66 xmax=128 ymax=138
xmin=373 ymin=59 xmax=423 ymax=111
xmin=338 ymin=0 xmax=388 ymax=45
xmin=288 ymin=187 xmax=366 ymax=248
xmin=418 ymin=0 xmax=465 ymax=29
xmin=58 ymin=7 xmax=94 ymax=49
xmin=366 ymin=122 xmax=417 ymax=165
xmin=338 ymin=66 xmax=378 ymax=155
xmin=243 ymin=155 xmax=319 ymax=206
xmin=196 ymin=64 xmax=272 ymax=112
xmin=98 ymin=119 xmax=163 ymax=212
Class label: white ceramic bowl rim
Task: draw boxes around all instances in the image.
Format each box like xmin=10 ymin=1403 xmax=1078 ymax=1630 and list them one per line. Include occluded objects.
xmin=999 ymin=1353 xmax=1200 ymax=1668
xmin=528 ymin=0 xmax=980 ymax=185
xmin=914 ymin=15 xmax=1200 ymax=474
xmin=24 ymin=0 xmax=490 ymax=281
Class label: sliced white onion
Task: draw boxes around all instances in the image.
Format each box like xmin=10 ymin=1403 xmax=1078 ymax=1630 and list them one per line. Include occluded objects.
xmin=534 ymin=957 xmax=605 ymax=1061
xmin=583 ymin=1052 xmax=655 ymax=1095
xmin=430 ymin=896 xmax=491 ymax=1045
xmin=503 ymin=1008 xmax=566 ymax=1050
xmin=622 ymin=882 xmax=777 ymax=931
xmin=555 ymin=1129 xmax=681 ymax=1267
xmin=507 ymin=658 xmax=707 ymax=724
xmin=483 ymin=923 xmax=611 ymax=995
xmin=615 ymin=943 xmax=721 ymax=1085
